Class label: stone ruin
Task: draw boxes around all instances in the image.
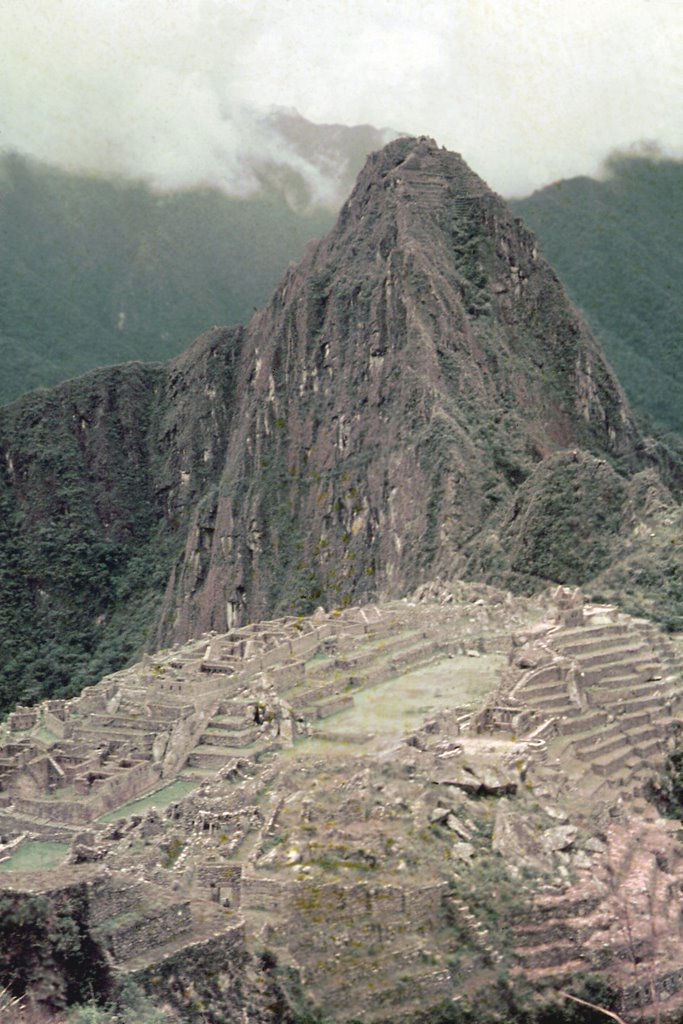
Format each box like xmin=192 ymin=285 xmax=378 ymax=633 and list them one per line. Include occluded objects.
xmin=1 ymin=584 xmax=683 ymax=1022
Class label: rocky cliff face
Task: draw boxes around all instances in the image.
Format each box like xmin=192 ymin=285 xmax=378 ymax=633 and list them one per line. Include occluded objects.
xmin=0 ymin=136 xmax=677 ymax=711
xmin=154 ymin=137 xmax=643 ymax=641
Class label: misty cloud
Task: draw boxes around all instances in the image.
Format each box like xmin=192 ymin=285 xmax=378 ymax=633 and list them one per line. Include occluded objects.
xmin=2 ymin=0 xmax=682 ymax=200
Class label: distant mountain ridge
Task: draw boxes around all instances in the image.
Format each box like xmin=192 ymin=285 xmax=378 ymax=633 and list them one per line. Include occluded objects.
xmin=0 ymin=150 xmax=334 ymax=404
xmin=0 ymin=111 xmax=398 ymax=405
xmin=1 ymin=136 xmax=681 ymax=715
xmin=510 ymin=152 xmax=683 ymax=434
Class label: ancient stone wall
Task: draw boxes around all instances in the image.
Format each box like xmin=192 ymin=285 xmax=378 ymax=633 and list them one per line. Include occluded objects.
xmin=13 ymin=761 xmax=162 ymax=825
xmin=87 ymin=875 xmax=147 ymax=926
xmin=8 ymin=708 xmax=39 ymax=732
xmin=13 ymin=795 xmax=95 ymax=826
xmin=240 ymin=875 xmax=291 ymax=913
xmin=266 ymin=661 xmax=305 ymax=690
xmin=404 ymin=881 xmax=448 ymax=926
xmin=315 ymin=695 xmax=354 ymax=719
xmin=43 ymin=710 xmax=73 ymax=739
xmin=95 ymin=762 xmax=162 ymax=815
xmin=98 ymin=900 xmax=192 ymax=962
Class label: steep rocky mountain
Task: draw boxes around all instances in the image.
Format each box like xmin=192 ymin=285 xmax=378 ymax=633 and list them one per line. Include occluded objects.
xmin=0 ymin=136 xmax=681 ymax=716
xmin=510 ymin=152 xmax=683 ymax=435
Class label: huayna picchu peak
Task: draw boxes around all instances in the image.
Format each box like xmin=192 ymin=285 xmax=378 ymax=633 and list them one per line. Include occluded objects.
xmin=0 ymin=136 xmax=681 ymax=718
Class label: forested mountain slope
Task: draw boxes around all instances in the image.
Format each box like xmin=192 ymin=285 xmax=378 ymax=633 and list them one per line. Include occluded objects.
xmin=511 ymin=152 xmax=683 ymax=434
xmin=0 ymin=152 xmax=333 ymax=403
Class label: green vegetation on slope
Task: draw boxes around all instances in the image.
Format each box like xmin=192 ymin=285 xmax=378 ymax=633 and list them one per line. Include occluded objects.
xmin=0 ymin=888 xmax=109 ymax=1011
xmin=470 ymin=453 xmax=683 ymax=632
xmin=0 ymin=364 xmax=180 ymax=715
xmin=510 ymin=151 xmax=683 ymax=434
xmin=0 ymin=152 xmax=334 ymax=405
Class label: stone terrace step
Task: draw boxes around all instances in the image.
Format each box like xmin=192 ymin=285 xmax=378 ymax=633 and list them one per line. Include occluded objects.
xmin=95 ymin=895 xmax=193 ymax=964
xmin=566 ymin=643 xmax=650 ymax=670
xmin=359 ymin=970 xmax=454 ymax=1024
xmin=575 ymin=733 xmax=633 ymax=764
xmin=515 ymin=939 xmax=582 ymax=970
xmin=512 ymin=957 xmax=590 ymax=985
xmin=516 ymin=891 xmax=602 ymax=926
xmin=615 ymin=709 xmax=652 ymax=731
xmin=188 ymin=744 xmax=262 ymax=769
xmin=621 ymin=721 xmax=662 ymax=749
xmin=207 ymin=719 xmax=255 ymax=734
xmin=88 ymin=713 xmax=168 ymax=732
xmin=521 ymin=680 xmax=570 ymax=702
xmin=592 ymin=743 xmax=642 ymax=777
xmin=529 ymin=694 xmax=578 ymax=713
xmin=310 ymin=940 xmax=435 ymax=987
xmin=571 ymin=773 xmax=616 ymax=805
xmin=179 ymin=766 xmax=216 ymax=781
xmin=615 ymin=693 xmax=671 ymax=717
xmin=583 ymin=659 xmax=661 ymax=686
xmin=558 ymin=711 xmax=608 ymax=736
xmin=569 ymin=722 xmax=623 ymax=752
xmin=310 ymin=695 xmax=355 ymax=720
xmin=202 ymin=726 xmax=257 ymax=747
xmin=635 ymin=736 xmax=666 ymax=761
xmin=299 ymin=639 xmax=442 ymax=701
xmin=72 ymin=724 xmax=155 ymax=746
xmin=206 ymin=716 xmax=255 ymax=732
xmin=117 ymin=903 xmax=235 ymax=974
xmin=330 ymin=630 xmax=426 ymax=674
xmin=289 ymin=676 xmax=357 ymax=709
xmin=513 ymin=919 xmax=577 ymax=948
xmin=592 ymin=678 xmax=667 ymax=701
xmin=550 ymin=625 xmax=633 ymax=654
xmin=215 ymin=700 xmax=254 ymax=717
xmin=369 ymin=638 xmax=440 ymax=677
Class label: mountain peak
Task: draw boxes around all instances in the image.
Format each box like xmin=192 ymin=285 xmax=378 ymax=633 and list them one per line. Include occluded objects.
xmin=338 ymin=136 xmax=491 ymax=233
xmin=152 ymin=138 xmax=643 ymax=637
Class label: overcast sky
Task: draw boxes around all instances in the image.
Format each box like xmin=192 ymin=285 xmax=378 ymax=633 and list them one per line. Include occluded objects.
xmin=2 ymin=0 xmax=682 ymax=199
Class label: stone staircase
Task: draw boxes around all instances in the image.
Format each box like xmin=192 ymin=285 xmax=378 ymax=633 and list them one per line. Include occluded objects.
xmin=446 ymin=895 xmax=504 ymax=965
